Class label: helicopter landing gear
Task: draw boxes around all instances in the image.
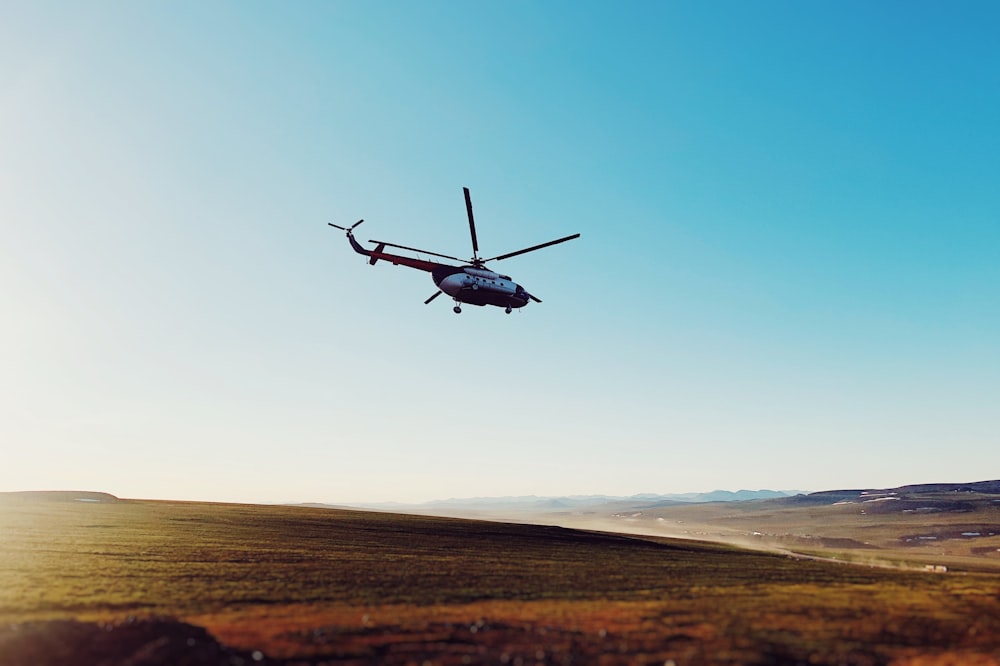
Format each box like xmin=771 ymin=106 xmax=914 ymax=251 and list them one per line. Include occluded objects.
xmin=453 ymin=304 xmax=462 ymax=314
xmin=505 ymin=306 xmax=512 ymax=314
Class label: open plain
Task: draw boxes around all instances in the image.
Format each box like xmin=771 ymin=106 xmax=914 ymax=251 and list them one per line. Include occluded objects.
xmin=2 ymin=491 xmax=1000 ymax=665
xmin=521 ymin=483 xmax=1000 ymax=576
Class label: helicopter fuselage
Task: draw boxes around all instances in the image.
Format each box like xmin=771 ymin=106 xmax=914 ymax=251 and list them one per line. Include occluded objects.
xmin=432 ymin=266 xmax=530 ymax=310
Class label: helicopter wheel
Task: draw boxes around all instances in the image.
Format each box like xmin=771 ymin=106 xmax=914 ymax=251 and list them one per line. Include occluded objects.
xmin=453 ymin=305 xmax=462 ymax=314
xmin=505 ymin=306 xmax=512 ymax=314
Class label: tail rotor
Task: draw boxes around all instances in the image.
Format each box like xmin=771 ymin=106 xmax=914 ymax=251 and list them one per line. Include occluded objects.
xmin=328 ymin=219 xmax=365 ymax=234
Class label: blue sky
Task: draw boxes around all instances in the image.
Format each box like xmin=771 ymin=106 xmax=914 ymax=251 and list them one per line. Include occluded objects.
xmin=2 ymin=1 xmax=997 ymax=503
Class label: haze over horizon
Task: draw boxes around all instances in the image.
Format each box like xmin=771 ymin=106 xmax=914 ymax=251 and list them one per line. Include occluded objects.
xmin=3 ymin=2 xmax=998 ymax=505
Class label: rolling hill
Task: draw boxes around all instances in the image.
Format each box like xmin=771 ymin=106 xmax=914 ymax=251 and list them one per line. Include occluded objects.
xmin=2 ymin=483 xmax=999 ymax=664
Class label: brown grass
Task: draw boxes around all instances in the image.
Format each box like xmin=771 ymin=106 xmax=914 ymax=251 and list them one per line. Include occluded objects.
xmin=2 ymin=494 xmax=999 ymax=664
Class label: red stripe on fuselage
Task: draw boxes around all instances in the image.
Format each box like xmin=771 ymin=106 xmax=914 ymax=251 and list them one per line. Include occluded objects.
xmin=368 ymin=250 xmax=445 ymax=273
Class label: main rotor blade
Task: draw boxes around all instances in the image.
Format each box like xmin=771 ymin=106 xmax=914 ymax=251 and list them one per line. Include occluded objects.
xmin=424 ymin=290 xmax=443 ymax=304
xmin=483 ymin=233 xmax=580 ymax=263
xmin=368 ymin=240 xmax=463 ymax=262
xmin=464 ymin=187 xmax=479 ymax=258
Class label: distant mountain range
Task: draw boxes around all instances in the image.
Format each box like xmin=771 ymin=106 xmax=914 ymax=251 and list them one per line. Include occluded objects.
xmin=317 ymin=481 xmax=1000 ymax=516
xmin=335 ymin=489 xmax=807 ymax=513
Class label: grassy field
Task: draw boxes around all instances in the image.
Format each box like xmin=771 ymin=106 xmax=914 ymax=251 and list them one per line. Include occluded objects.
xmin=2 ymin=493 xmax=1000 ymax=664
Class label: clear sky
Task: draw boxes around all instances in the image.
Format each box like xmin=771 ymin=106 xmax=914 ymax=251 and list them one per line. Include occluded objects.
xmin=2 ymin=1 xmax=998 ymax=504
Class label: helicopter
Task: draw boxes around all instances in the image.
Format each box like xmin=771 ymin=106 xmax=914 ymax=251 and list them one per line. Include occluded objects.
xmin=328 ymin=187 xmax=579 ymax=314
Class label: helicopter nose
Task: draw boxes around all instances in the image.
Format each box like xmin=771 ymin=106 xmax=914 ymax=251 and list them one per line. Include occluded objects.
xmin=438 ymin=273 xmax=466 ymax=296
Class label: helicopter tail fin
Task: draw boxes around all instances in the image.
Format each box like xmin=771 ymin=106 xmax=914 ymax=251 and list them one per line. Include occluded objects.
xmin=369 ymin=243 xmax=385 ymax=265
